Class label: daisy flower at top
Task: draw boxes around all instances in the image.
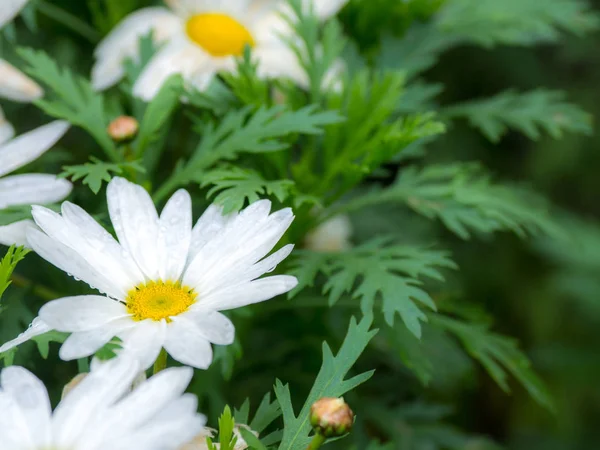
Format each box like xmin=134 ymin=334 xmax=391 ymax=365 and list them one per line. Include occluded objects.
xmin=0 ymin=120 xmax=72 ymax=247
xmin=0 ymin=0 xmax=29 ymax=28
xmin=91 ymin=0 xmax=348 ymax=100
xmin=0 ymin=355 xmax=206 ymax=450
xmin=0 ymin=177 xmax=297 ymax=369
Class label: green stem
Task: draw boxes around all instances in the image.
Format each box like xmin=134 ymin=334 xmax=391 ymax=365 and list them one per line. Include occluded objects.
xmin=153 ymin=348 xmax=168 ymax=374
xmin=37 ymin=1 xmax=101 ymax=43
xmin=307 ymin=434 xmax=326 ymax=450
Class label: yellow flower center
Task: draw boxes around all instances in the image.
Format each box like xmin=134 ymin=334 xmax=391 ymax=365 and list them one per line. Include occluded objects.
xmin=126 ymin=280 xmax=196 ymax=322
xmin=186 ymin=13 xmax=255 ymax=57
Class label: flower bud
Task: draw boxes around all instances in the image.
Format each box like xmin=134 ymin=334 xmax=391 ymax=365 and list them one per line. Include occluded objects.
xmin=310 ymin=397 xmax=354 ymax=438
xmin=107 ymin=116 xmax=139 ymax=142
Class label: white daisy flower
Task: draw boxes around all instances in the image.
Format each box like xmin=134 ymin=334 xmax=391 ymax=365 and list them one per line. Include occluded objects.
xmin=0 ymin=355 xmax=206 ymax=450
xmin=0 ymin=58 xmax=43 ymax=102
xmin=305 ymin=214 xmax=352 ymax=252
xmin=91 ymin=0 xmax=348 ymax=99
xmin=0 ymin=0 xmax=29 ymax=29
xmin=0 ymin=120 xmax=72 ymax=247
xmin=0 ymin=177 xmax=297 ymax=369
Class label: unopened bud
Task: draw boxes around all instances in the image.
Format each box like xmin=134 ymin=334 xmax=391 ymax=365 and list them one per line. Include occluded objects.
xmin=310 ymin=397 xmax=354 ymax=438
xmin=107 ymin=116 xmax=139 ymax=142
xmin=61 ymin=373 xmax=88 ymax=399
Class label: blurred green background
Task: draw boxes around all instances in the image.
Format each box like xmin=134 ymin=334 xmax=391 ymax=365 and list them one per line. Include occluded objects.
xmin=1 ymin=0 xmax=600 ymax=449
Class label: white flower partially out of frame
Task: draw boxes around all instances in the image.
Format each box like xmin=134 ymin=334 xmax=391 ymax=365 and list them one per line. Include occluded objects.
xmin=0 ymin=120 xmax=72 ymax=247
xmin=0 ymin=177 xmax=297 ymax=369
xmin=0 ymin=0 xmax=29 ymax=29
xmin=0 ymin=58 xmax=44 ymax=102
xmin=0 ymin=355 xmax=206 ymax=450
xmin=91 ymin=0 xmax=348 ymax=99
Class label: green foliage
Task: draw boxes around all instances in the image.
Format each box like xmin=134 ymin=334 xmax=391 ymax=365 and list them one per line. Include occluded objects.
xmin=221 ymin=47 xmax=270 ymax=107
xmin=444 ymin=89 xmax=593 ymax=142
xmin=438 ymin=0 xmax=600 ymax=46
xmin=235 ymin=393 xmax=282 ymax=448
xmin=87 ymin=0 xmax=140 ymax=35
xmin=338 ymin=163 xmax=562 ymax=239
xmin=431 ymin=315 xmax=555 ymax=411
xmin=0 ymin=246 xmax=29 ymax=300
xmin=17 ymin=48 xmax=119 ymax=162
xmin=275 ymin=316 xmax=377 ymax=450
xmin=291 ymin=239 xmax=456 ymax=337
xmin=207 ymin=405 xmax=237 ymax=450
xmin=31 ymin=331 xmax=69 ymax=359
xmin=133 ymin=74 xmax=183 ymax=161
xmin=201 ymin=166 xmax=295 ymax=214
xmin=60 ymin=157 xmax=145 ymax=194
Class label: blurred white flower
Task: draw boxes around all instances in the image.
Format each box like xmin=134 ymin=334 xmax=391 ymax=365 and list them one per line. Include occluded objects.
xmin=0 ymin=355 xmax=205 ymax=450
xmin=0 ymin=59 xmax=43 ymax=102
xmin=0 ymin=177 xmax=297 ymax=369
xmin=91 ymin=0 xmax=348 ymax=99
xmin=305 ymin=215 xmax=352 ymax=252
xmin=0 ymin=120 xmax=72 ymax=247
xmin=0 ymin=0 xmax=29 ymax=29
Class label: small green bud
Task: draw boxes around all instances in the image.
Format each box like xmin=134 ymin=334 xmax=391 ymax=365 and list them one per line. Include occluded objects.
xmin=310 ymin=397 xmax=354 ymax=438
xmin=107 ymin=115 xmax=139 ymax=142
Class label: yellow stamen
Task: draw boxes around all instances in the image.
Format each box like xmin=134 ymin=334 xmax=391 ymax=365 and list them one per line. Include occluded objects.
xmin=126 ymin=280 xmax=196 ymax=322
xmin=186 ymin=13 xmax=254 ymax=57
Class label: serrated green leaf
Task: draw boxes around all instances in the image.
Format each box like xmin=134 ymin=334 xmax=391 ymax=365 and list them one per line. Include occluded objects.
xmin=444 ymin=89 xmax=593 ymax=142
xmin=17 ymin=48 xmax=119 ymax=162
xmin=430 ymin=315 xmax=555 ymax=411
xmin=0 ymin=246 xmax=29 ymax=300
xmin=438 ymin=0 xmax=600 ymax=47
xmin=60 ymin=157 xmax=145 ymax=194
xmin=31 ymin=330 xmax=69 ymax=359
xmin=275 ymin=315 xmax=377 ymax=450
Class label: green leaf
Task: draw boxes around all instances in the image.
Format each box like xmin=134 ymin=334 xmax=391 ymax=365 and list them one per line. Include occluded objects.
xmin=94 ymin=337 xmax=124 ymax=361
xmin=200 ymin=166 xmax=295 ymax=214
xmin=444 ymin=89 xmax=593 ymax=142
xmin=430 ymin=315 xmax=555 ymax=411
xmin=31 ymin=331 xmax=69 ymax=359
xmin=209 ymin=406 xmax=237 ymax=450
xmin=221 ymin=46 xmax=270 ymax=107
xmin=0 ymin=246 xmax=29 ymax=300
xmin=337 ymin=163 xmax=563 ymax=239
xmin=60 ymin=157 xmax=145 ymax=194
xmin=180 ymin=105 xmax=343 ymax=179
xmin=17 ymin=48 xmax=119 ymax=162
xmin=275 ymin=315 xmax=377 ymax=450
xmin=290 ymin=239 xmax=456 ymax=337
xmin=134 ymin=74 xmax=183 ymax=160
xmin=240 ymin=428 xmax=268 ymax=450
xmin=437 ymin=0 xmax=600 ymax=47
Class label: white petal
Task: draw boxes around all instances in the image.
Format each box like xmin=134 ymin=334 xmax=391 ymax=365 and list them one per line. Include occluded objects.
xmin=236 ymin=243 xmax=295 ymax=283
xmin=184 ymin=204 xmax=294 ymax=293
xmin=0 ymin=174 xmax=72 ymax=209
xmin=59 ymin=202 xmax=145 ymax=285
xmin=157 ymin=189 xmax=192 ymax=281
xmin=58 ymin=319 xmax=134 ymax=360
xmin=118 ymin=320 xmax=166 ymax=370
xmin=0 ymin=121 xmax=69 ymax=177
xmin=164 ymin=318 xmax=213 ymax=369
xmin=0 ymin=366 xmax=52 ymax=448
xmin=0 ymin=219 xmax=37 ymax=247
xmin=92 ymin=8 xmax=181 ymax=90
xmin=303 ymin=0 xmax=348 ymax=18
xmin=0 ymin=317 xmax=51 ymax=353
xmin=107 ymin=177 xmax=161 ymax=280
xmin=0 ymin=390 xmax=34 ymax=449
xmin=27 ymin=227 xmax=127 ymax=299
xmin=53 ymin=355 xmax=139 ymax=448
xmin=177 ymin=310 xmax=234 ymax=345
xmin=0 ymin=58 xmax=43 ymax=102
xmin=0 ymin=106 xmax=15 ymax=145
xmin=188 ymin=204 xmax=235 ymax=261
xmin=254 ymin=45 xmax=308 ymax=87
xmin=39 ymin=295 xmax=129 ymax=332
xmin=133 ymin=38 xmax=213 ymax=100
xmin=195 ymin=275 xmax=298 ymax=311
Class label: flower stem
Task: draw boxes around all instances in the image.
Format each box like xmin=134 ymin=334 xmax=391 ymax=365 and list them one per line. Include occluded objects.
xmin=306 ymin=434 xmax=326 ymax=450
xmin=153 ymin=348 xmax=168 ymax=374
xmin=37 ymin=1 xmax=101 ymax=43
